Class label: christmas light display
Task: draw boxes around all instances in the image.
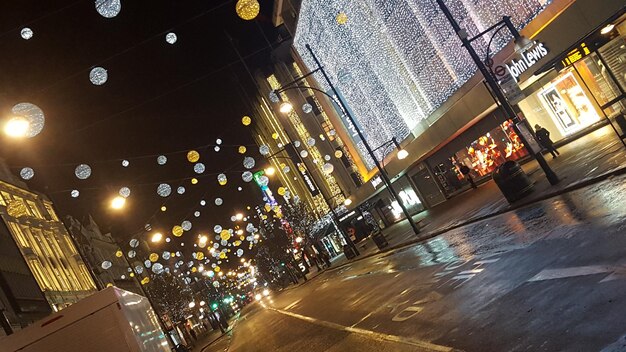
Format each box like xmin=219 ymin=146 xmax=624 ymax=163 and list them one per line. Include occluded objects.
xmin=294 ymin=0 xmax=551 ymax=160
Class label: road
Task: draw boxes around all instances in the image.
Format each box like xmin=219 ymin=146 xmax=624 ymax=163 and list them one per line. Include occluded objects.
xmin=203 ymin=173 xmax=626 ymax=352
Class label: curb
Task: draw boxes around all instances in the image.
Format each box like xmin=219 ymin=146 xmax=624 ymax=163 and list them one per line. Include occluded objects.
xmin=320 ymin=165 xmax=626 ymax=274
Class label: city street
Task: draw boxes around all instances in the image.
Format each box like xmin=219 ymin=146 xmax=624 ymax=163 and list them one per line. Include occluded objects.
xmin=203 ymin=173 xmax=626 ymax=352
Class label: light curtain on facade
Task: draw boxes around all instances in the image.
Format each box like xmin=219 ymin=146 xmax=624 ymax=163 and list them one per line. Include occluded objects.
xmin=294 ymin=0 xmax=551 ymax=167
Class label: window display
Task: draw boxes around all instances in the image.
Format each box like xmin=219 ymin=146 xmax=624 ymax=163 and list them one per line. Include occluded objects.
xmin=451 ymin=120 xmax=528 ymax=178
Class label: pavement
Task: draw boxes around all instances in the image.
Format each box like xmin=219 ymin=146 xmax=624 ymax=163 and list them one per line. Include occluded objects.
xmin=195 ymin=126 xmax=626 ymax=351
xmin=201 ymin=170 xmax=626 ymax=351
xmin=324 ymin=124 xmax=626 ymax=271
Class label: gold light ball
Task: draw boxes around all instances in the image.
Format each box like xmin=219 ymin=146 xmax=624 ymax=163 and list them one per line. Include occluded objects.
xmin=235 ymin=0 xmax=260 ymax=21
xmin=238 ymin=146 xmax=247 ymax=154
xmin=191 ymin=178 xmax=198 ymax=185
xmin=141 ymin=277 xmax=150 ymax=285
xmin=242 ymin=115 xmax=252 ymax=126
xmin=272 ymin=132 xmax=279 ymax=140
xmin=221 ymin=230 xmax=231 ymax=241
xmin=187 ymin=150 xmax=200 ymax=163
xmin=196 ymin=252 xmax=205 ymax=260
xmin=115 ymin=250 xmax=123 ymax=258
xmin=336 ymin=12 xmax=348 ymax=25
xmin=172 ymin=225 xmax=184 ymax=237
xmin=161 ymin=206 xmax=167 ymax=212
xmin=149 ymin=253 xmax=159 ymax=262
xmin=335 ymin=150 xmax=343 ymax=158
xmin=277 ymin=187 xmax=286 ymax=196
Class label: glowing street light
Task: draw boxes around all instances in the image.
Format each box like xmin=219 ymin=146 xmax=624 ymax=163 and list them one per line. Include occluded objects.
xmin=279 ymin=102 xmax=293 ymax=113
xmin=110 ymin=196 xmax=126 ymax=210
xmin=344 ymin=198 xmax=353 ymax=206
xmin=235 ymin=213 xmax=244 ymax=221
xmin=397 ymin=148 xmax=409 ymax=160
xmin=151 ymin=232 xmax=163 ymax=243
xmin=264 ymin=166 xmax=276 ymax=176
xmin=4 ymin=117 xmax=30 ymax=138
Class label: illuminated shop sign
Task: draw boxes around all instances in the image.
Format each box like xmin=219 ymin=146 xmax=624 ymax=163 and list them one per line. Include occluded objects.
xmin=370 ymin=176 xmax=383 ymax=189
xmin=560 ymin=42 xmax=591 ymax=68
xmin=506 ymin=42 xmax=549 ymax=81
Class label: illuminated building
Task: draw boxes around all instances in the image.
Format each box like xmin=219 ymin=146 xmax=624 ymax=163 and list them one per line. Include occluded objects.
xmin=272 ymin=0 xmax=626 ymax=227
xmin=65 ymin=215 xmax=142 ymax=295
xmin=0 ymin=161 xmax=96 ymax=312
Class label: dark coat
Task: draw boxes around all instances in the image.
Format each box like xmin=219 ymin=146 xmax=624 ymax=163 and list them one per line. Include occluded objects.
xmin=535 ymin=128 xmax=554 ymax=147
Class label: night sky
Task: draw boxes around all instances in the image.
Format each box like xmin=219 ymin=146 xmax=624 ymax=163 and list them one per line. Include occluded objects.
xmin=0 ymin=0 xmax=278 ymax=257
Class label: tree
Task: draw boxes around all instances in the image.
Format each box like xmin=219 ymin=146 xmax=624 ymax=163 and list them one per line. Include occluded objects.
xmin=146 ymin=272 xmax=193 ymax=323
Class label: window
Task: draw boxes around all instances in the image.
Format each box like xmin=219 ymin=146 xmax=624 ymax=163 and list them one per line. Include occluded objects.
xmin=44 ymin=203 xmax=59 ymax=221
xmin=26 ymin=200 xmax=44 ymax=219
xmin=6 ymin=222 xmax=30 ymax=248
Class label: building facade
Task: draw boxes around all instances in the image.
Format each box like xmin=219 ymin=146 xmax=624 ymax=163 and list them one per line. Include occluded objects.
xmin=0 ymin=161 xmax=96 ymax=311
xmin=271 ymin=0 xmax=626 ymax=227
xmin=65 ymin=215 xmax=141 ymax=295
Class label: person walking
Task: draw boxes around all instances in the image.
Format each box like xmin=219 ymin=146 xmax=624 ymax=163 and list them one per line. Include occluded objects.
xmin=534 ymin=124 xmax=560 ymax=158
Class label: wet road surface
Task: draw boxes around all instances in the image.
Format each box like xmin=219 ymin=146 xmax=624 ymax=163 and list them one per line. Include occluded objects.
xmin=204 ymin=174 xmax=626 ymax=352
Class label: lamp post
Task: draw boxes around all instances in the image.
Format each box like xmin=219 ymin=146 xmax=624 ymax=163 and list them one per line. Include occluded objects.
xmin=264 ymin=149 xmax=360 ymax=256
xmin=271 ymin=45 xmax=420 ymax=236
xmin=435 ymin=0 xmax=559 ymax=186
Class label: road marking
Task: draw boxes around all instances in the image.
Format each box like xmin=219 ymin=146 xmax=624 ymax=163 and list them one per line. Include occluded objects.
xmin=528 ymin=265 xmax=623 ymax=282
xmin=267 ymin=307 xmax=458 ymax=352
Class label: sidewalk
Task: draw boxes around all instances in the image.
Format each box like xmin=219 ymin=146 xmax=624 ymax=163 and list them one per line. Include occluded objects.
xmin=321 ymin=125 xmax=626 ymax=271
xmin=191 ymin=315 xmax=239 ymax=352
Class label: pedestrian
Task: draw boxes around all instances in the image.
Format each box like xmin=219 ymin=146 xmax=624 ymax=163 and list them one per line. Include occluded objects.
xmin=459 ymin=164 xmax=477 ymax=189
xmin=534 ymin=124 xmax=560 ymax=158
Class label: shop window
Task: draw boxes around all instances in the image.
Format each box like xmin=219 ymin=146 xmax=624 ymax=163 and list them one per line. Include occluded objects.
xmin=451 ymin=120 xmax=528 ymax=179
xmin=320 ymin=120 xmax=336 ymax=141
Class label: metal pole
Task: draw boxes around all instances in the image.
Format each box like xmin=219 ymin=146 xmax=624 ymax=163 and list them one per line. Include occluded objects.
xmin=305 ymin=44 xmax=421 ymax=236
xmin=435 ymin=0 xmax=559 ymax=185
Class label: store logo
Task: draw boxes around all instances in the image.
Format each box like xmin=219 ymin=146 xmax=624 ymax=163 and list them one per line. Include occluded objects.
xmin=506 ymin=42 xmax=549 ymax=81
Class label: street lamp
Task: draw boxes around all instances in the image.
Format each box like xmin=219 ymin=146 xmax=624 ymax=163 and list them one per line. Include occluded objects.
xmin=343 ymin=198 xmax=352 ymax=206
xmin=110 ymin=196 xmax=126 ymax=210
xmin=279 ymin=102 xmax=294 ymax=113
xmin=264 ymin=166 xmax=276 ymax=176
xmin=435 ymin=0 xmax=559 ymax=186
xmin=3 ymin=117 xmax=30 ymax=138
xmin=150 ymin=232 xmax=163 ymax=243
xmin=270 ymin=45 xmax=420 ymax=236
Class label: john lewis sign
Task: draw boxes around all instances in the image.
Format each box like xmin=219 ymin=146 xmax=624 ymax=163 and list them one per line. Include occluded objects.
xmin=505 ymin=42 xmax=549 ymax=81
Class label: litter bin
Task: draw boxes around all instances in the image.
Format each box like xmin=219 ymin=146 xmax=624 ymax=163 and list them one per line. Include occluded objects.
xmin=343 ymin=244 xmax=357 ymax=260
xmin=492 ymin=160 xmax=534 ymax=203
xmin=371 ymin=231 xmax=388 ymax=250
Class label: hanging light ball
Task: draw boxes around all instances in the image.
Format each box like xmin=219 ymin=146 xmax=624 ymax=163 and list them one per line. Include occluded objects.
xmin=302 ymin=103 xmax=313 ymax=114
xmin=238 ymin=146 xmax=247 ymax=154
xmin=194 ymin=162 xmax=206 ymax=174
xmin=181 ymin=220 xmax=192 ymax=231
xmin=235 ymin=0 xmax=260 ymax=21
xmin=191 ymin=178 xmax=198 ymax=185
xmin=307 ymin=137 xmax=316 ymax=147
xmin=214 ymin=225 xmax=223 ymax=234
xmin=200 ymin=200 xmax=207 ymax=206
xmin=157 ymin=155 xmax=168 ymax=165
xmin=165 ymin=32 xmax=177 ymax=44
xmin=283 ymin=166 xmax=290 ymax=174
xmin=177 ymin=186 xmax=186 ymax=195
xmin=157 ymin=183 xmax=172 ymax=197
xmin=20 ymin=27 xmax=33 ymax=40
xmin=187 ymin=150 xmax=200 ymax=163
xmin=324 ymin=155 xmax=331 ymax=161
xmin=194 ymin=211 xmax=201 ymax=217
xmin=257 ymin=175 xmax=269 ymax=187
xmin=11 ymin=103 xmax=45 ymax=138
xmin=277 ymin=187 xmax=286 ymax=196
xmin=71 ymin=189 xmax=80 ymax=198
xmin=323 ymin=163 xmax=335 ymax=174
xmin=122 ymin=159 xmax=130 ymax=167
xmin=101 ymin=261 xmax=112 ymax=270
xmin=172 ymin=225 xmax=184 ymax=237
xmin=242 ymin=171 xmax=253 ymax=183
xmin=259 ymin=145 xmax=270 ymax=155
xmin=242 ymin=116 xmax=252 ymax=126
xmin=300 ymin=150 xmax=308 ymax=158
xmin=119 ymin=187 xmax=131 ymax=198
xmin=335 ymin=150 xmax=343 ymax=158
xmin=215 ymin=198 xmax=223 ymax=206
xmin=217 ymin=174 xmax=227 ymax=186
xmin=336 ymin=12 xmax=348 ymax=25
xmin=243 ymin=157 xmax=256 ymax=169
xmin=20 ymin=167 xmax=34 ymax=180
xmin=95 ymin=0 xmax=121 ymax=18
xmin=89 ymin=67 xmax=108 ymax=85
xmin=75 ymin=164 xmax=92 ymax=180
xmin=214 ymin=146 xmax=221 ymax=152
xmin=272 ymin=132 xmax=279 ymax=140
